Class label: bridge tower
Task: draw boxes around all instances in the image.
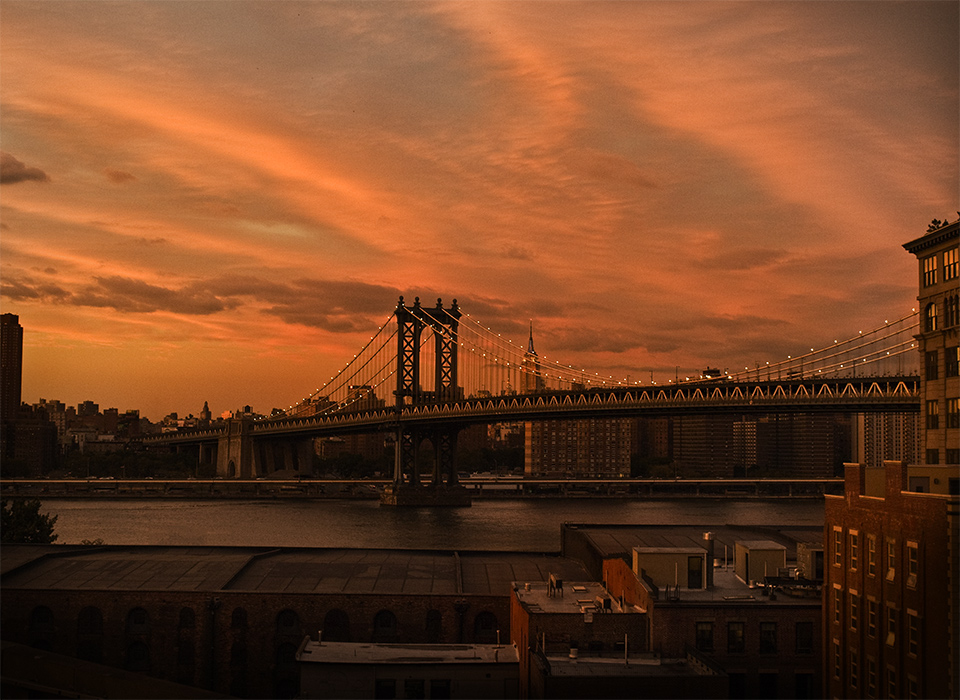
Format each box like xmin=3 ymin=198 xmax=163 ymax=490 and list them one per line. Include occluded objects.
xmin=382 ymin=296 xmax=470 ymax=506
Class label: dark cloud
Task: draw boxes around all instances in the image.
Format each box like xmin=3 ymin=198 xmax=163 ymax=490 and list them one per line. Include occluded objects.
xmin=0 ymin=272 xmax=414 ymax=331
xmin=0 ymin=276 xmax=70 ymax=302
xmin=104 ymin=168 xmax=137 ymax=184
xmin=692 ymin=247 xmax=789 ymax=271
xmin=503 ymin=246 xmax=533 ymax=261
xmin=74 ymin=276 xmax=228 ymax=314
xmin=0 ymin=152 xmax=50 ymax=184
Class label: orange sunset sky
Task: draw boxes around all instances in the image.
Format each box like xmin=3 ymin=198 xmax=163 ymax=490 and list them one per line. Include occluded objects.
xmin=1 ymin=1 xmax=957 ymax=421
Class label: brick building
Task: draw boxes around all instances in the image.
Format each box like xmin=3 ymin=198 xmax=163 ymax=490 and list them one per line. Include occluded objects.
xmin=902 ymin=217 xmax=959 ymax=468
xmin=823 ymin=461 xmax=958 ymax=699
xmin=563 ymin=523 xmax=823 ymax=699
xmin=1 ymin=545 xmax=589 ymax=698
xmin=510 ymin=578 xmax=724 ymax=699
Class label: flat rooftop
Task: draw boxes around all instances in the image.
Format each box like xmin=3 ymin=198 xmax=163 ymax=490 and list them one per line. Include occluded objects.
xmin=543 ymin=655 xmax=717 ymax=678
xmin=1 ymin=545 xmax=590 ymax=596
xmin=564 ymin=524 xmax=821 ymax=565
xmin=298 ymin=641 xmax=519 ymax=665
xmin=514 ymin=580 xmax=629 ymax=615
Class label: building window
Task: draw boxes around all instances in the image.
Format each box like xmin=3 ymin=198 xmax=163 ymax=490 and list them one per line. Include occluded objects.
xmin=923 ymin=255 xmax=938 ymax=286
xmin=373 ymin=610 xmax=398 ymax=643
xmin=907 ymin=612 xmax=919 ymax=656
xmin=695 ymin=621 xmax=714 ymax=652
xmin=833 ymin=639 xmax=841 ymax=680
xmin=867 ymin=657 xmax=877 ymax=698
xmin=907 ymin=542 xmax=918 ymax=588
xmin=230 ymin=608 xmax=247 ymax=630
xmin=946 ymin=298 xmax=960 ymax=328
xmin=867 ymin=534 xmax=876 ymax=576
xmin=886 ymin=539 xmax=896 ymax=580
xmin=834 ymin=588 xmax=842 ymax=624
xmin=925 ymin=303 xmax=938 ymax=332
xmin=850 ymin=649 xmax=859 ymax=689
xmin=850 ymin=594 xmax=859 ymax=631
xmin=374 ymin=679 xmax=396 ymax=699
xmin=887 ymin=667 xmax=898 ymax=699
xmin=947 ymin=349 xmax=960 ymax=378
xmin=948 ymin=449 xmax=960 ymax=465
xmin=926 ymin=351 xmax=939 ymax=380
xmin=849 ymin=531 xmax=859 ymax=569
xmin=926 ymin=400 xmax=940 ymax=429
xmin=403 ymin=680 xmax=425 ymax=699
xmin=833 ymin=528 xmax=843 ymax=566
xmin=430 ymin=679 xmax=451 ymax=699
xmin=926 ymin=448 xmax=940 ymax=465
xmin=759 ymin=621 xmax=777 ymax=654
xmin=907 ymin=675 xmax=919 ymax=699
xmin=948 ymin=398 xmax=960 ymax=429
xmin=867 ymin=599 xmax=877 ymax=637
xmin=944 ymin=247 xmax=958 ymax=281
xmin=886 ymin=606 xmax=897 ymax=646
xmin=727 ymin=621 xmax=745 ymax=653
xmin=795 ymin=621 xmax=813 ymax=654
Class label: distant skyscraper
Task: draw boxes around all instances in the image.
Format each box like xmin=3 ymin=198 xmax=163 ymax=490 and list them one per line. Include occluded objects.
xmin=1 ymin=313 xmax=23 ymax=422
xmin=522 ymin=324 xmax=631 ymax=477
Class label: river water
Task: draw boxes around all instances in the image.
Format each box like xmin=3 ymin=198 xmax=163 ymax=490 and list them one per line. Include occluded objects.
xmin=42 ymin=498 xmax=824 ymax=551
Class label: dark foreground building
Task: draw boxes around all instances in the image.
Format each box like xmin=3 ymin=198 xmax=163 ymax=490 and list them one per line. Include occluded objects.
xmin=0 ymin=545 xmax=588 ymax=698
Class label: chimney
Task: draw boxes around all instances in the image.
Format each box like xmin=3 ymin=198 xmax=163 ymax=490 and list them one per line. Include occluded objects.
xmin=703 ymin=532 xmax=715 ymax=589
xmin=844 ymin=462 xmax=865 ymax=502
xmin=884 ymin=460 xmax=907 ymax=503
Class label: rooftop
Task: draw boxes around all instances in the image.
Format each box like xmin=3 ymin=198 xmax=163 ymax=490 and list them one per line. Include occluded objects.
xmin=298 ymin=641 xmax=519 ymax=665
xmin=542 ymin=655 xmax=718 ymax=678
xmin=514 ymin=579 xmax=629 ymax=615
xmin=1 ymin=545 xmax=590 ymax=596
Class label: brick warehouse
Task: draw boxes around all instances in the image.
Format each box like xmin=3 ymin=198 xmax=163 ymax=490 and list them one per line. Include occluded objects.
xmin=1 ymin=546 xmax=589 ymax=698
xmin=823 ymin=461 xmax=958 ymax=699
xmin=564 ymin=523 xmax=824 ymax=699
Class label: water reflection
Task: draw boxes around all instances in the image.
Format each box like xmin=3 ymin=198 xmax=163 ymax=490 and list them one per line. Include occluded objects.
xmin=45 ymin=498 xmax=824 ymax=550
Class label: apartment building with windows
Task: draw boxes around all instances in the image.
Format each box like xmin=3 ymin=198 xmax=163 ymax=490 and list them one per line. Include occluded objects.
xmin=824 ymin=461 xmax=957 ymax=698
xmin=903 ymin=218 xmax=959 ymax=469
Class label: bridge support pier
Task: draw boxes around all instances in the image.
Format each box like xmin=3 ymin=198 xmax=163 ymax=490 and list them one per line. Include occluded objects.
xmin=216 ymin=417 xmax=256 ymax=478
xmin=381 ymin=425 xmax=470 ymax=506
xmin=381 ymin=296 xmax=470 ymax=507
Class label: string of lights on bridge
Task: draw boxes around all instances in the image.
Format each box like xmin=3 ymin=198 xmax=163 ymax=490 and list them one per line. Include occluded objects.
xmin=280 ymin=305 xmax=919 ymax=418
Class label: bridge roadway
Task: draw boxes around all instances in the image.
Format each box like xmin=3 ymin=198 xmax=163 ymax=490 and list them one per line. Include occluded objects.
xmin=149 ymin=375 xmax=920 ymax=446
xmin=2 ymin=477 xmax=842 ymax=499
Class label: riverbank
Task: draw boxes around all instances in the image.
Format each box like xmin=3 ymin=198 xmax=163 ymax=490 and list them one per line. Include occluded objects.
xmin=2 ymin=477 xmax=840 ymax=500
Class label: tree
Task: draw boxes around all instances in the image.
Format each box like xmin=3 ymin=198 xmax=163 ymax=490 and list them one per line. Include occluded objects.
xmin=1 ymin=499 xmax=58 ymax=543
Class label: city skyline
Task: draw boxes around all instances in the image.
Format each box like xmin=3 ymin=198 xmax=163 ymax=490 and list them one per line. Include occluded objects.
xmin=1 ymin=1 xmax=957 ymax=420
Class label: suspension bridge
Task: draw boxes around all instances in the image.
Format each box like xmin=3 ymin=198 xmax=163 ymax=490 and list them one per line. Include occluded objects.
xmin=151 ymin=296 xmax=921 ymax=505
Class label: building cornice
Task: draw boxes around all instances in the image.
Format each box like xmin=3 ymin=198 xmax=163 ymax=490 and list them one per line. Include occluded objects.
xmin=902 ymin=220 xmax=959 ymax=254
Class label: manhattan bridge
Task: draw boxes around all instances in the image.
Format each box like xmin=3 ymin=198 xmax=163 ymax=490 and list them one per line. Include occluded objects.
xmin=154 ymin=297 xmax=920 ymax=505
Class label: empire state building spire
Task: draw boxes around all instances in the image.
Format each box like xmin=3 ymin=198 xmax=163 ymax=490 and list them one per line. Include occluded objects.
xmin=527 ymin=321 xmax=537 ymax=356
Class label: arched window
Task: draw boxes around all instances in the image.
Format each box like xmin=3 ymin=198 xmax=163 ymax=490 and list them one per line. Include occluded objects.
xmin=230 ymin=641 xmax=248 ymax=668
xmin=77 ymin=607 xmax=103 ymax=636
xmin=230 ymin=641 xmax=248 ymax=698
xmin=276 ymin=609 xmax=300 ymax=636
xmin=231 ymin=607 xmax=248 ymax=630
xmin=125 ymin=640 xmax=151 ymax=672
xmin=126 ymin=607 xmax=150 ymax=635
xmin=473 ymin=611 xmax=499 ymax=644
xmin=925 ymin=303 xmax=938 ymax=332
xmin=273 ymin=642 xmax=300 ymax=699
xmin=179 ymin=607 xmax=195 ymax=630
xmin=372 ymin=609 xmax=398 ymax=642
xmin=322 ymin=609 xmax=351 ymax=642
xmin=76 ymin=607 xmax=103 ymax=662
xmin=29 ymin=606 xmax=54 ymax=650
xmin=426 ymin=609 xmax=443 ymax=643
